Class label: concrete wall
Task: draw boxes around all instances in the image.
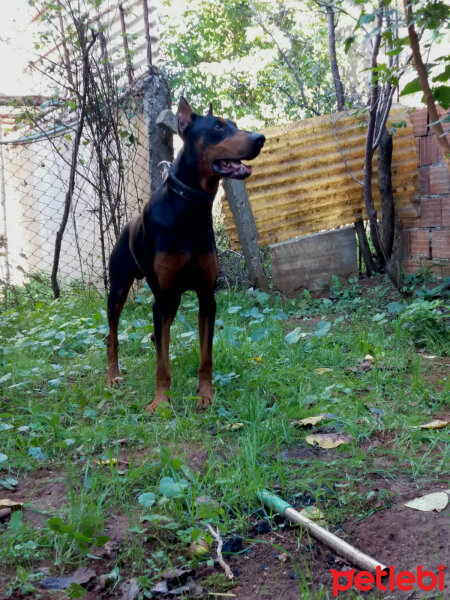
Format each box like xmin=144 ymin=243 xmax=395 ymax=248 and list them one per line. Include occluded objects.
xmin=402 ymin=107 xmax=450 ymax=278
xmin=270 ymin=226 xmax=357 ymax=293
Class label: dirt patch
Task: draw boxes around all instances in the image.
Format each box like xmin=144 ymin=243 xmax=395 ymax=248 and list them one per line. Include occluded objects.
xmin=201 ymin=486 xmax=449 ymax=599
xmin=418 ymin=355 xmax=450 ymax=392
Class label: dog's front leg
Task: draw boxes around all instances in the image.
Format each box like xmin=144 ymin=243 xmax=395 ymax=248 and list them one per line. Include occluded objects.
xmin=145 ymin=293 xmax=180 ymax=413
xmin=197 ymin=290 xmax=216 ymax=409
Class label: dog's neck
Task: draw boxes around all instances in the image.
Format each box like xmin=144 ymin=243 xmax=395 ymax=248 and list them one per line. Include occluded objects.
xmin=171 ymin=150 xmax=221 ymax=198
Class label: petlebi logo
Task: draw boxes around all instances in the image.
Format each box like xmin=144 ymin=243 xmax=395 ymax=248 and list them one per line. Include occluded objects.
xmin=331 ymin=564 xmax=446 ymax=597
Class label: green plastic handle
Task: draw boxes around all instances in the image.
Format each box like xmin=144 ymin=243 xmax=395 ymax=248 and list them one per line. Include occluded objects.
xmin=256 ymin=489 xmax=292 ymax=515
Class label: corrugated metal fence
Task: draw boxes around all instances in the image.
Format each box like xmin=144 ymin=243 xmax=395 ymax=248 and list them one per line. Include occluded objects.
xmin=222 ymin=105 xmax=420 ymax=249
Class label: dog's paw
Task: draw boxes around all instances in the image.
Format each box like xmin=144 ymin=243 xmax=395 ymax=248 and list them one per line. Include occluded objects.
xmin=196 ymin=394 xmax=213 ymax=410
xmin=106 ymin=369 xmax=123 ymax=387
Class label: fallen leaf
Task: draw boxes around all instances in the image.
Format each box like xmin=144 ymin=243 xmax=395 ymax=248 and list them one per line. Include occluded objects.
xmin=223 ymin=422 xmax=244 ymax=432
xmin=419 ymin=420 xmax=449 ymax=429
xmin=291 ymin=414 xmax=327 ymax=427
xmin=94 ymin=458 xmax=118 ymax=466
xmin=151 ymin=580 xmax=169 ymax=595
xmin=404 ymin=492 xmax=448 ymax=512
xmin=161 ymin=567 xmax=195 ymax=583
xmin=299 ymin=506 xmax=326 ymax=525
xmin=358 ymin=359 xmax=374 ymax=372
xmin=40 ymin=567 xmax=96 ymax=590
xmin=118 ymin=578 xmax=139 ymax=600
xmin=250 ymin=356 xmax=263 ymax=362
xmin=278 ymin=553 xmax=288 ymax=562
xmin=0 ymin=499 xmax=23 ymax=511
xmin=315 ymin=368 xmax=333 ymax=374
xmin=305 ymin=433 xmax=354 ymax=449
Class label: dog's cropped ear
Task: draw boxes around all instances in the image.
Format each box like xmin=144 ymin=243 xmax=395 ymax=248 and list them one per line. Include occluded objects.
xmin=206 ymin=102 xmax=213 ymax=116
xmin=178 ymin=97 xmax=194 ymax=136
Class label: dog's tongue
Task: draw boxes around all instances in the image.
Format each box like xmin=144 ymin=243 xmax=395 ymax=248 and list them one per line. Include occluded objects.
xmin=229 ymin=159 xmax=252 ymax=177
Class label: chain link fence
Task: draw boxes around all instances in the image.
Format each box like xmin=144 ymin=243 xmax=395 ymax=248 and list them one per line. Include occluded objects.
xmin=0 ymin=89 xmax=152 ymax=297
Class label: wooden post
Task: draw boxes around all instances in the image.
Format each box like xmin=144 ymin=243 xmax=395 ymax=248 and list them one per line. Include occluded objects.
xmin=223 ymin=179 xmax=269 ymax=291
xmin=119 ymin=3 xmax=134 ymax=86
xmin=142 ymin=0 xmax=153 ymax=72
xmin=145 ymin=71 xmax=173 ymax=194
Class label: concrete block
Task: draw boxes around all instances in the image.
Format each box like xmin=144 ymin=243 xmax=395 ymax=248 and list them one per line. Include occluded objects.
xmin=270 ymin=226 xmax=357 ymax=293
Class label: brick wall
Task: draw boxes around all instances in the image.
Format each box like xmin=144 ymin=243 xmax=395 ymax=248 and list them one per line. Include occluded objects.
xmin=402 ymin=107 xmax=450 ymax=278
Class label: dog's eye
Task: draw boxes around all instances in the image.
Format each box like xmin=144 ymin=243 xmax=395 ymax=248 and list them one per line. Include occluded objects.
xmin=215 ymin=123 xmax=223 ymax=130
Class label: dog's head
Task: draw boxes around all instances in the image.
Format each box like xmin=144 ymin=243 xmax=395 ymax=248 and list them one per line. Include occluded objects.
xmin=177 ymin=97 xmax=265 ymax=192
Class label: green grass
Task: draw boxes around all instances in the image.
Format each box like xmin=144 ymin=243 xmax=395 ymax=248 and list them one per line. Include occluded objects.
xmin=0 ymin=275 xmax=448 ymax=596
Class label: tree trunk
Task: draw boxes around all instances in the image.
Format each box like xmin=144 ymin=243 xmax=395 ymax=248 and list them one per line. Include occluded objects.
xmin=51 ymin=32 xmax=96 ymax=299
xmin=403 ymin=0 xmax=450 ymax=172
xmin=378 ymin=128 xmax=394 ymax=259
xmin=326 ymin=3 xmax=345 ymax=111
xmin=354 ymin=219 xmax=376 ymax=276
xmin=223 ymin=179 xmax=270 ymax=291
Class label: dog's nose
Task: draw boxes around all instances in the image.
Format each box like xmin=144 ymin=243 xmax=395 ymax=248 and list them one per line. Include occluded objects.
xmin=251 ymin=133 xmax=266 ymax=148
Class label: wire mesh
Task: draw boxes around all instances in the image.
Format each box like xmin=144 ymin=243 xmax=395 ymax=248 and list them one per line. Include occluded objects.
xmin=0 ymin=90 xmax=151 ymax=293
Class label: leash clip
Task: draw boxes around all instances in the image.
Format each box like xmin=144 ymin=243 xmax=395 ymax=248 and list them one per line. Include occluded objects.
xmin=158 ymin=161 xmax=172 ymax=184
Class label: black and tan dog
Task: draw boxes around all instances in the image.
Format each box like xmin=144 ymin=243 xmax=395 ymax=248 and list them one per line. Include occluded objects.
xmin=106 ymin=98 xmax=265 ymax=413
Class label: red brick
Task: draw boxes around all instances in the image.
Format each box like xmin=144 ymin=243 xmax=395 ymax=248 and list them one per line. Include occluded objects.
xmin=429 ymin=163 xmax=450 ymax=195
xmin=419 ymin=166 xmax=430 ymax=195
xmin=442 ymin=195 xmax=450 ymax=226
xmin=431 ymin=230 xmax=450 ymax=259
xmin=402 ymin=258 xmax=430 ymax=274
xmin=419 ymin=135 xmax=440 ymax=166
xmin=409 ymin=108 xmax=428 ymax=137
xmin=419 ymin=197 xmax=441 ymax=227
xmin=402 ymin=216 xmax=421 ymax=228
xmin=429 ymin=261 xmax=450 ymax=279
xmin=409 ymin=229 xmax=431 ymax=257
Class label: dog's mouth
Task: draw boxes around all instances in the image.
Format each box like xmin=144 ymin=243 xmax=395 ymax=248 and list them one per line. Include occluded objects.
xmin=212 ymin=159 xmax=252 ymax=179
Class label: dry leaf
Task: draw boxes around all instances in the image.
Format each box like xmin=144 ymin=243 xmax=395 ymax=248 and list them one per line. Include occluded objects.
xmin=94 ymin=458 xmax=118 ymax=466
xmin=419 ymin=420 xmax=449 ymax=429
xmin=223 ymin=422 xmax=244 ymax=432
xmin=251 ymin=356 xmax=263 ymax=363
xmin=305 ymin=433 xmax=354 ymax=449
xmin=278 ymin=553 xmax=288 ymax=563
xmin=0 ymin=499 xmax=23 ymax=511
xmin=291 ymin=414 xmax=327 ymax=427
xmin=315 ymin=368 xmax=333 ymax=374
xmin=299 ymin=505 xmax=326 ymax=525
xmin=404 ymin=492 xmax=448 ymax=512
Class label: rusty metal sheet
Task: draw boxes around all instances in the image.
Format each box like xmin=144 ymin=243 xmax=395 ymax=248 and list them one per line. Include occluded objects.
xmin=222 ymin=105 xmax=419 ymax=249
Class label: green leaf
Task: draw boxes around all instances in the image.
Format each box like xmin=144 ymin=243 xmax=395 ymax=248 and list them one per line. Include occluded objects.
xmin=68 ymin=582 xmax=86 ymax=599
xmin=314 ymin=321 xmax=331 ymax=338
xmin=28 ymin=446 xmax=48 ymax=461
xmin=138 ymin=492 xmax=156 ymax=508
xmin=359 ymin=13 xmax=375 ymax=25
xmin=432 ymin=85 xmax=450 ymax=109
xmin=48 ymin=516 xmax=63 ymax=532
xmin=159 ymin=476 xmax=189 ymax=498
xmin=400 ymin=78 xmax=421 ymax=96
xmin=285 ymin=328 xmax=305 ymax=344
xmin=432 ymin=64 xmax=450 ymax=83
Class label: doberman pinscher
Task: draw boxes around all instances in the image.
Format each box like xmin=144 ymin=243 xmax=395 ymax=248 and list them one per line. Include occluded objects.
xmin=106 ymin=97 xmax=265 ymax=413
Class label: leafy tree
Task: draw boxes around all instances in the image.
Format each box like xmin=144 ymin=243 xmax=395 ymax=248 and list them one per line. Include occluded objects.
xmin=159 ymin=0 xmax=340 ymax=123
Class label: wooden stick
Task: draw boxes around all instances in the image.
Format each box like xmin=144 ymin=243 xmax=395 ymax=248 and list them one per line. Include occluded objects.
xmin=206 ymin=524 xmax=234 ymax=580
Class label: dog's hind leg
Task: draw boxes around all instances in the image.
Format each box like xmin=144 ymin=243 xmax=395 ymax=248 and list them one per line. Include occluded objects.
xmin=196 ymin=289 xmax=216 ymax=409
xmin=106 ymin=230 xmax=141 ymax=386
